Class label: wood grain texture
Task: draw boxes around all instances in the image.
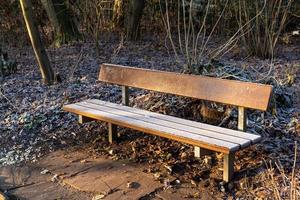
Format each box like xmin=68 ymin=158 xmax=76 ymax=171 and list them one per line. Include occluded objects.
xmin=99 ymin=63 xmax=273 ymax=111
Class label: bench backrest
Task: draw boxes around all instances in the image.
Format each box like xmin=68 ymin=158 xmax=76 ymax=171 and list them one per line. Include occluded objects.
xmin=99 ymin=63 xmax=272 ymax=111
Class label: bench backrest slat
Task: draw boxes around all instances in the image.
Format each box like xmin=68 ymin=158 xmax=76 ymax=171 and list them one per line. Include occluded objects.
xmin=99 ymin=63 xmax=273 ymax=111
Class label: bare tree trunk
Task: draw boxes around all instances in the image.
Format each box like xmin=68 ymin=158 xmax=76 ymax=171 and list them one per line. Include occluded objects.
xmin=41 ymin=0 xmax=80 ymax=47
xmin=41 ymin=0 xmax=61 ymax=33
xmin=126 ymin=0 xmax=145 ymax=40
xmin=20 ymin=0 xmax=55 ymax=84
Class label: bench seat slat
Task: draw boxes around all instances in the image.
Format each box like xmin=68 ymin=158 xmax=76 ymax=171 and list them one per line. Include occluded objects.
xmin=86 ymin=99 xmax=261 ymax=144
xmin=63 ymin=103 xmax=240 ymax=153
xmin=81 ymin=101 xmax=251 ymax=148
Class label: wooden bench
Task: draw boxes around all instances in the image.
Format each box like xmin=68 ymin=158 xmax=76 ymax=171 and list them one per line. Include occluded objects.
xmin=63 ymin=63 xmax=273 ymax=182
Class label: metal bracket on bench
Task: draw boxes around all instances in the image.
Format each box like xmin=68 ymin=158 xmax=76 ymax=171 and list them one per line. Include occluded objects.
xmin=194 ymin=146 xmax=213 ymax=158
xmin=238 ymin=107 xmax=247 ymax=132
xmin=223 ymin=152 xmax=235 ymax=182
xmin=122 ymin=86 xmax=129 ymax=106
xmin=78 ymin=115 xmax=94 ymax=124
xmin=108 ymin=123 xmax=118 ymax=143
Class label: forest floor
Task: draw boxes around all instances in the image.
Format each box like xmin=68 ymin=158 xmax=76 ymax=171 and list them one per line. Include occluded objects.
xmin=0 ymin=36 xmax=300 ymax=199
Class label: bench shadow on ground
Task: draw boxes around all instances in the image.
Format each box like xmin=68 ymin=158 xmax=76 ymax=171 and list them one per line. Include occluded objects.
xmin=84 ymin=124 xmax=267 ymax=189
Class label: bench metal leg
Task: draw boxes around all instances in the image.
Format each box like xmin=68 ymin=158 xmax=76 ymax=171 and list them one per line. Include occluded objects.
xmin=194 ymin=146 xmax=213 ymax=158
xmin=108 ymin=123 xmax=118 ymax=144
xmin=122 ymin=86 xmax=129 ymax=106
xmin=223 ymin=152 xmax=235 ymax=182
xmin=238 ymin=107 xmax=247 ymax=131
xmin=78 ymin=115 xmax=94 ymax=124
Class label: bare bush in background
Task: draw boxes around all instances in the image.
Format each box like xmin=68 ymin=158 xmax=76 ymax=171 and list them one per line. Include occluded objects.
xmin=160 ymin=0 xmax=232 ymax=73
xmin=236 ymin=0 xmax=294 ymax=59
xmin=160 ymin=0 xmax=297 ymax=73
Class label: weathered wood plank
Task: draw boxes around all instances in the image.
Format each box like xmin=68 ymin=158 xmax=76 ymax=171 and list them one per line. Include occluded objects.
xmin=77 ymin=101 xmax=250 ymax=147
xmin=63 ymin=103 xmax=239 ymax=153
xmin=86 ymin=99 xmax=261 ymax=144
xmin=99 ymin=64 xmax=273 ymax=111
xmin=223 ymin=152 xmax=235 ymax=182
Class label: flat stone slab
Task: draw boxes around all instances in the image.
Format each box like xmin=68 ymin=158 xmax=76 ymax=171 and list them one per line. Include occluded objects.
xmin=0 ymin=165 xmax=92 ymax=200
xmin=0 ymin=149 xmax=163 ymax=200
xmin=38 ymin=150 xmax=163 ymax=199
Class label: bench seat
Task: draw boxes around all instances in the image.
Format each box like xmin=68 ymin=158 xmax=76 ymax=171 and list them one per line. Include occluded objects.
xmin=63 ymin=99 xmax=261 ymax=154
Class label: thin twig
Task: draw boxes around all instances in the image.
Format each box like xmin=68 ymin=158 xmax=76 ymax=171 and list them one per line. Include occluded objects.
xmin=291 ymin=141 xmax=298 ymax=200
xmin=0 ymin=87 xmax=17 ymax=109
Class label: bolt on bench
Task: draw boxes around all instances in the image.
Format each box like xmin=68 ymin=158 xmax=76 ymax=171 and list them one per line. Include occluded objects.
xmin=63 ymin=63 xmax=273 ymax=182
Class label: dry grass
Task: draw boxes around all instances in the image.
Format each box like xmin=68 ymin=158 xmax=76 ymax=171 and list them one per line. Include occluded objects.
xmin=261 ymin=142 xmax=299 ymax=199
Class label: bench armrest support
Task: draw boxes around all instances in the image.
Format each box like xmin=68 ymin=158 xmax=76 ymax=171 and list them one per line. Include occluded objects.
xmin=238 ymin=107 xmax=247 ymax=132
xmin=122 ymin=86 xmax=129 ymax=106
